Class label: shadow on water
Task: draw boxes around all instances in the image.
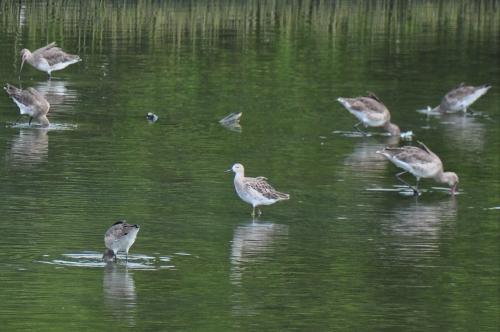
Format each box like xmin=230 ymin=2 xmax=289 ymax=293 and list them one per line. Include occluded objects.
xmin=103 ymin=264 xmax=137 ymax=327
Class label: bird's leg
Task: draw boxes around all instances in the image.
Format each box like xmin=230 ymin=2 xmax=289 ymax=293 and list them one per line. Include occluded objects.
xmin=414 ymin=178 xmax=421 ymax=196
xmin=251 ymin=206 xmax=256 ymax=218
xmin=28 ymin=117 xmax=33 ymax=126
xmin=353 ymin=122 xmax=367 ymax=136
xmin=14 ymin=115 xmax=24 ymax=124
xmin=47 ymin=72 xmax=52 ymax=80
xmin=125 ymin=252 xmax=128 ymax=265
xmin=395 ymin=171 xmax=420 ymax=196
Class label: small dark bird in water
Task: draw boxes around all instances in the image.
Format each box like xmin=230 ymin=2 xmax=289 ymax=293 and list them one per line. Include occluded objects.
xmin=103 ymin=220 xmax=140 ymax=263
xmin=146 ymin=112 xmax=159 ymax=123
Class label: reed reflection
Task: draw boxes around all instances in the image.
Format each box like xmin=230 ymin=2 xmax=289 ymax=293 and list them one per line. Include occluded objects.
xmin=6 ymin=128 xmax=48 ymax=167
xmin=103 ymin=264 xmax=137 ymax=327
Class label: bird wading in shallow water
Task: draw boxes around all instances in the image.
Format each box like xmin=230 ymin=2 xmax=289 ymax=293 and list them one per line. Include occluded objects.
xmin=4 ymin=83 xmax=50 ymax=127
xmin=103 ymin=220 xmax=140 ymax=263
xmin=227 ymin=163 xmax=290 ymax=217
xmin=377 ymin=141 xmax=459 ymax=196
xmin=337 ymin=92 xmax=401 ymax=136
xmin=20 ymin=42 xmax=81 ymax=79
xmin=430 ymin=83 xmax=491 ymax=114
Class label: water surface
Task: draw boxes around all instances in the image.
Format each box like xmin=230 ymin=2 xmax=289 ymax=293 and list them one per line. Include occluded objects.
xmin=0 ymin=1 xmax=498 ymax=331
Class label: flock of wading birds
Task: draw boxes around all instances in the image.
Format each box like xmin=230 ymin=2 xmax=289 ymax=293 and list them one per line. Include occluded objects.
xmin=3 ymin=43 xmax=492 ymax=263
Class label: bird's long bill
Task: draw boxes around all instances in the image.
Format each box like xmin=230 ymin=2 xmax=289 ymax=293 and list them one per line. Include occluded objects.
xmin=224 ymin=169 xmax=232 ymax=173
xmin=451 ymin=183 xmax=458 ymax=196
xmin=19 ymin=59 xmax=25 ymax=74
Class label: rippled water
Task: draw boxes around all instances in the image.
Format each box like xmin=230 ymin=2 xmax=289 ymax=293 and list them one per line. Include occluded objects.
xmin=0 ymin=1 xmax=499 ymax=331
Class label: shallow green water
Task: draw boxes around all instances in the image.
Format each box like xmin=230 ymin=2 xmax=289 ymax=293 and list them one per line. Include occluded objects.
xmin=0 ymin=1 xmax=499 ymax=331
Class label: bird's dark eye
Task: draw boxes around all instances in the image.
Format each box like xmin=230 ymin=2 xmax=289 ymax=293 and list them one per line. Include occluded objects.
xmin=124 ymin=233 xmax=128 ymax=235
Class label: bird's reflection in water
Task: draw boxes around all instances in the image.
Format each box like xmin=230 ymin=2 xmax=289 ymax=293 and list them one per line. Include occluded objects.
xmin=7 ymin=128 xmax=49 ymax=167
xmin=340 ymin=136 xmax=400 ymax=182
xmin=103 ymin=264 xmax=137 ymax=327
xmin=230 ymin=220 xmax=289 ymax=285
xmin=382 ymin=198 xmax=457 ymax=262
xmin=230 ymin=220 xmax=289 ymax=319
xmin=440 ymin=114 xmax=486 ymax=153
xmin=35 ymin=79 xmax=78 ymax=110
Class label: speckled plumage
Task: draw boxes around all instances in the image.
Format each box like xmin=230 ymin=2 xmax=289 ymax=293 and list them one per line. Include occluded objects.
xmin=20 ymin=42 xmax=81 ymax=78
xmin=337 ymin=93 xmax=400 ymax=136
xmin=4 ymin=83 xmax=50 ymax=126
xmin=377 ymin=141 xmax=459 ymax=195
xmin=229 ymin=163 xmax=290 ymax=216
xmin=103 ymin=220 xmax=140 ymax=262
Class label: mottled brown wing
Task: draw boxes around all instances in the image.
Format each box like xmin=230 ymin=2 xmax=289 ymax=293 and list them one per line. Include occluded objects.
xmin=42 ymin=47 xmax=79 ymax=66
xmin=9 ymin=87 xmax=39 ymax=107
xmin=350 ymin=97 xmax=387 ymax=114
xmin=33 ymin=42 xmax=57 ymax=54
xmin=26 ymin=88 xmax=50 ymax=111
xmin=384 ymin=146 xmax=436 ymax=165
xmin=105 ymin=223 xmax=125 ymax=244
xmin=446 ymin=85 xmax=475 ymax=100
xmin=245 ymin=177 xmax=289 ymax=200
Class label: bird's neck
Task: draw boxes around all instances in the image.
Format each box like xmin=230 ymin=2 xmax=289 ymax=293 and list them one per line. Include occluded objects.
xmin=433 ymin=170 xmax=449 ymax=184
xmin=383 ymin=122 xmax=400 ymax=136
xmin=37 ymin=116 xmax=50 ymax=127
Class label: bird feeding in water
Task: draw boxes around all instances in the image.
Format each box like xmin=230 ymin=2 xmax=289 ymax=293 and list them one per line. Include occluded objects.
xmin=377 ymin=141 xmax=459 ymax=196
xmin=103 ymin=220 xmax=140 ymax=263
xmin=429 ymin=83 xmax=491 ymax=114
xmin=227 ymin=163 xmax=290 ymax=217
xmin=20 ymin=42 xmax=81 ymax=79
xmin=337 ymin=92 xmax=401 ymax=136
xmin=4 ymin=83 xmax=50 ymax=127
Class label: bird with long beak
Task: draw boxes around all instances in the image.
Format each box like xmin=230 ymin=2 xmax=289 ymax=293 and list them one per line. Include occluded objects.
xmin=377 ymin=141 xmax=459 ymax=196
xmin=20 ymin=42 xmax=81 ymax=79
